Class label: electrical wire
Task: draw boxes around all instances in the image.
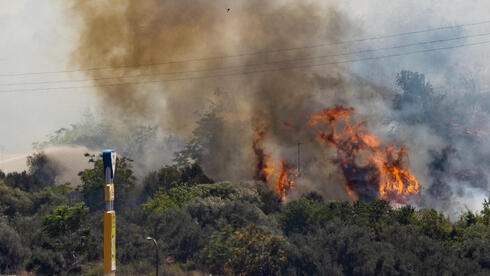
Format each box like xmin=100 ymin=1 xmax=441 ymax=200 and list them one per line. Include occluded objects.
xmin=1 ymin=19 xmax=490 ymax=77
xmin=2 ymin=31 xmax=490 ymax=87
xmin=1 ymin=39 xmax=489 ymax=94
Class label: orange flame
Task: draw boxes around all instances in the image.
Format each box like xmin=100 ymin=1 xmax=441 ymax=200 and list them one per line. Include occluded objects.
xmin=308 ymin=105 xmax=419 ymax=203
xmin=275 ymin=159 xmax=295 ymax=200
xmin=253 ymin=125 xmax=295 ymax=200
xmin=252 ymin=125 xmax=273 ymax=183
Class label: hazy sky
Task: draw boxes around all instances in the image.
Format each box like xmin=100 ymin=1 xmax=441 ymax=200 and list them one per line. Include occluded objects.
xmin=1 ymin=0 xmax=490 ymax=154
xmin=0 ymin=0 xmax=96 ymax=154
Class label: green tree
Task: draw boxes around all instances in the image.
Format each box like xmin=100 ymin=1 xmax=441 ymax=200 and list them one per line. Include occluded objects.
xmin=204 ymin=224 xmax=287 ymax=276
xmin=28 ymin=203 xmax=94 ymax=275
xmin=141 ymin=164 xmax=213 ymax=202
xmin=0 ymin=221 xmax=28 ymax=274
xmin=351 ymin=199 xmax=393 ymax=230
xmin=415 ymin=209 xmax=451 ymax=241
xmin=174 ymin=110 xmax=224 ymax=168
xmin=78 ymin=155 xmax=136 ymax=212
xmin=256 ymin=182 xmax=282 ymax=215
xmin=393 ymin=204 xmax=417 ymax=225
xmin=141 ymin=166 xmax=181 ymax=200
xmin=278 ymin=197 xmax=335 ymax=235
xmin=482 ymin=199 xmax=490 ymax=226
xmin=147 ymin=208 xmax=204 ymax=263
xmin=4 ymin=171 xmax=44 ymax=192
xmin=142 ymin=185 xmax=199 ymax=213
xmin=173 ymin=105 xmax=249 ymax=181
xmin=0 ymin=179 xmax=33 ymax=216
xmin=142 ymin=182 xmax=258 ymax=214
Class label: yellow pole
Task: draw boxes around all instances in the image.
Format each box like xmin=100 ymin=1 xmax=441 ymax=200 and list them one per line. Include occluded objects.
xmin=104 ymin=211 xmax=116 ymax=274
xmin=103 ymin=150 xmax=117 ymax=275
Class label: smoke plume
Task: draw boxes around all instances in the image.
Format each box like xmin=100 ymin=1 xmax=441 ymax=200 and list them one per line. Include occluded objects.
xmin=67 ymin=0 xmax=362 ymax=193
xmin=65 ymin=0 xmax=488 ymax=212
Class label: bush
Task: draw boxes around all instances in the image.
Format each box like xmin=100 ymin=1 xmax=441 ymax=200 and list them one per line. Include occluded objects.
xmin=0 ymin=222 xmax=28 ymax=274
xmin=204 ymin=224 xmax=288 ymax=275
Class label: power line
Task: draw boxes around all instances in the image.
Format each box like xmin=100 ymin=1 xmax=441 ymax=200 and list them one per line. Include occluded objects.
xmin=2 ymin=31 xmax=490 ymax=87
xmin=1 ymin=19 xmax=490 ymax=77
xmin=1 ymin=39 xmax=489 ymax=94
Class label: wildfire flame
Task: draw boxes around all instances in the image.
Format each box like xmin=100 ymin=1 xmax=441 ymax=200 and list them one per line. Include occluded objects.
xmin=252 ymin=105 xmax=418 ymax=204
xmin=253 ymin=125 xmax=295 ymax=200
xmin=308 ymin=105 xmax=419 ymax=203
xmin=275 ymin=159 xmax=295 ymax=200
xmin=252 ymin=125 xmax=274 ymax=183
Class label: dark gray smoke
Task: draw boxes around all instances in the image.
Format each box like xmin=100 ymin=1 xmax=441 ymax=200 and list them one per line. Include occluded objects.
xmin=65 ymin=0 xmax=488 ymax=214
xmin=66 ymin=0 xmax=364 ymax=196
xmin=390 ymin=70 xmax=490 ymax=216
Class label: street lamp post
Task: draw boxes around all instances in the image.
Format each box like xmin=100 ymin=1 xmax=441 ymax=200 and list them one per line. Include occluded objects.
xmin=146 ymin=237 xmax=159 ymax=276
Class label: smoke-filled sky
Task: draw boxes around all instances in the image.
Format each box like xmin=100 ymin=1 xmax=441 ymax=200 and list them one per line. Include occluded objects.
xmin=0 ymin=0 xmax=96 ymax=154
xmin=1 ymin=0 xmax=490 ymax=154
xmin=1 ymin=0 xmax=489 ymax=216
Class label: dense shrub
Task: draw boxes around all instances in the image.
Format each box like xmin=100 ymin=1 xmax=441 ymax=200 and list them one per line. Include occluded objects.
xmin=0 ymin=222 xmax=28 ymax=273
xmin=1 ymin=156 xmax=489 ymax=275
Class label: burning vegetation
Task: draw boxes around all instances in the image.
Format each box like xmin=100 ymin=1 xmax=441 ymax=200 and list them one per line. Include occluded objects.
xmin=308 ymin=105 xmax=419 ymax=203
xmin=70 ymin=0 xmax=415 ymax=204
xmin=253 ymin=123 xmax=296 ymax=200
xmin=252 ymin=105 xmax=419 ymax=204
xmin=66 ymin=0 xmax=488 ymax=211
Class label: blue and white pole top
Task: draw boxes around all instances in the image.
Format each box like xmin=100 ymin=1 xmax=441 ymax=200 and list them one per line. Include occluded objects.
xmin=103 ymin=150 xmax=117 ymax=184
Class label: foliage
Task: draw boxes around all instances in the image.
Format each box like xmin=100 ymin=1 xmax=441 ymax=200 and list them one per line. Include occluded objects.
xmin=147 ymin=207 xmax=204 ymax=263
xmin=41 ymin=203 xmax=89 ymax=237
xmin=142 ymin=185 xmax=199 ymax=213
xmin=142 ymin=165 xmax=182 ymax=200
xmin=256 ymin=181 xmax=282 ymax=214
xmin=3 ymin=170 xmax=44 ymax=192
xmin=173 ymin=110 xmax=225 ymax=167
xmin=1 ymin=153 xmax=489 ymax=275
xmin=204 ymin=224 xmax=288 ymax=276
xmin=0 ymin=221 xmax=28 ymax=274
xmin=278 ymin=197 xmax=335 ymax=235
xmin=173 ymin=106 xmax=250 ymax=181
xmin=414 ymin=208 xmax=451 ymax=241
xmin=141 ymin=164 xmax=213 ymax=202
xmin=142 ymin=181 xmax=256 ymax=214
xmin=78 ymin=155 xmax=136 ymax=212
xmin=27 ymin=203 xmax=95 ymax=275
xmin=0 ymin=179 xmax=33 ymax=216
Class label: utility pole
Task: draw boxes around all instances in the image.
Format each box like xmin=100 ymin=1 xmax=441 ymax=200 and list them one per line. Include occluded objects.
xmin=103 ymin=150 xmax=117 ymax=276
xmin=297 ymin=142 xmax=301 ymax=176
